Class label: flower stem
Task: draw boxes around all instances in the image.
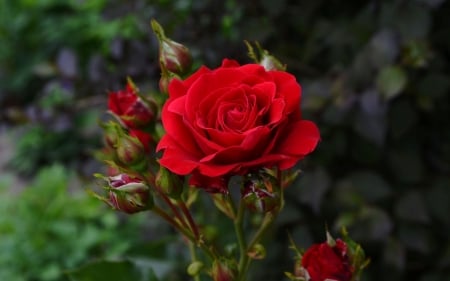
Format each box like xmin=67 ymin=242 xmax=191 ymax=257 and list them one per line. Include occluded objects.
xmin=241 ymin=211 xmax=276 ymax=278
xmin=152 ymin=205 xmax=195 ymax=241
xmin=234 ymin=199 xmax=248 ymax=279
xmin=188 ymin=241 xmax=201 ymax=281
xmin=178 ymin=200 xmax=200 ymax=240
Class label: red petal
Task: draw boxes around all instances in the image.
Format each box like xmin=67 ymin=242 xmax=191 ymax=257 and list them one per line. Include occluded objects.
xmin=270 ymin=71 xmax=301 ymax=114
xmin=275 ymin=120 xmax=320 ymax=156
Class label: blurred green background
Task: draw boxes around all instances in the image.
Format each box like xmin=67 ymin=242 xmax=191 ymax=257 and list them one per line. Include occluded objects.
xmin=1 ymin=0 xmax=449 ymax=280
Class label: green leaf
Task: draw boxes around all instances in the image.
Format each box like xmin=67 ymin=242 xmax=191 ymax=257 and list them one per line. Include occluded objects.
xmin=376 ymin=65 xmax=408 ymax=100
xmin=66 ymin=259 xmax=158 ymax=281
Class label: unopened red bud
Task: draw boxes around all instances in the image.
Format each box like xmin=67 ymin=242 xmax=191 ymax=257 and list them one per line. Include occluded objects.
xmin=151 ymin=19 xmax=192 ymax=75
xmin=242 ymin=171 xmax=280 ymax=213
xmin=108 ymin=174 xmax=153 ymax=214
xmin=108 ymin=80 xmax=156 ymax=130
xmin=211 ymin=259 xmax=237 ymax=281
xmin=160 ymin=39 xmax=192 ymax=75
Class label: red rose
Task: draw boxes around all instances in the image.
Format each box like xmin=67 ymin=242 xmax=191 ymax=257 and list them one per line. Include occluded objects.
xmin=157 ymin=59 xmax=320 ymax=191
xmin=108 ymin=82 xmax=155 ymax=129
xmin=301 ymin=239 xmax=354 ymax=281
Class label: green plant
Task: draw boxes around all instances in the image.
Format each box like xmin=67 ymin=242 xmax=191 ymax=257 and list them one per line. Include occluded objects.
xmin=0 ymin=165 xmax=146 ymax=281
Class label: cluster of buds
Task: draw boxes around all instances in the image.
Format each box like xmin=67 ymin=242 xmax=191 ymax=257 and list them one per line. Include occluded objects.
xmin=101 ymin=121 xmax=149 ymax=174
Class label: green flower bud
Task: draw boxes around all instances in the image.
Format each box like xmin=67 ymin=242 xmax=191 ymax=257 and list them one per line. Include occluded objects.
xmin=187 ymin=261 xmax=204 ymax=277
xmin=116 ymin=134 xmax=149 ymax=173
xmin=155 ymin=166 xmax=184 ymax=199
xmin=101 ymin=121 xmax=123 ymax=150
xmin=247 ymin=243 xmax=266 ymax=260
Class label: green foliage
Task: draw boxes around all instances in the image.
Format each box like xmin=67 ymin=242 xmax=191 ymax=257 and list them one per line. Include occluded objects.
xmin=0 ymin=0 xmax=141 ymax=98
xmin=67 ymin=260 xmax=158 ymax=281
xmin=0 ymin=165 xmax=144 ymax=281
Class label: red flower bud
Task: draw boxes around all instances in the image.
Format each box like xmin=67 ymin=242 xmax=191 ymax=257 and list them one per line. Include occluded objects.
xmin=108 ymin=174 xmax=153 ymax=214
xmin=108 ymin=81 xmax=156 ymax=130
xmin=211 ymin=259 xmax=237 ymax=281
xmin=300 ymin=238 xmax=354 ymax=281
xmin=159 ymin=39 xmax=192 ymax=75
xmin=151 ymin=19 xmax=192 ymax=75
xmin=242 ymin=171 xmax=280 ymax=213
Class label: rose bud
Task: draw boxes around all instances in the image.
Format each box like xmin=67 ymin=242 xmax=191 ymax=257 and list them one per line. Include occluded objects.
xmin=159 ymin=72 xmax=180 ymax=94
xmin=102 ymin=121 xmax=122 ymax=150
xmin=245 ymin=41 xmax=286 ymax=71
xmin=151 ymin=19 xmax=192 ymax=75
xmin=300 ymin=237 xmax=354 ymax=281
xmin=116 ymin=134 xmax=149 ymax=173
xmin=259 ymin=50 xmax=286 ymax=71
xmin=108 ymin=80 xmax=156 ymax=130
xmin=129 ymin=129 xmax=153 ymax=153
xmin=242 ymin=172 xmax=280 ymax=213
xmin=210 ymin=259 xmax=238 ymax=281
xmin=108 ymin=174 xmax=153 ymax=214
xmin=187 ymin=261 xmax=204 ymax=277
xmin=155 ymin=166 xmax=184 ymax=199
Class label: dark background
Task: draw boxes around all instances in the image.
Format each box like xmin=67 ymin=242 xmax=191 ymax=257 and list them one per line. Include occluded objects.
xmin=1 ymin=0 xmax=449 ymax=280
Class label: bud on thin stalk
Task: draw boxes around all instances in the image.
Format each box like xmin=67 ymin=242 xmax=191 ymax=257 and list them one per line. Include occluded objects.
xmin=211 ymin=259 xmax=238 ymax=281
xmin=116 ymin=134 xmax=149 ymax=173
xmin=107 ymin=174 xmax=154 ymax=214
xmin=151 ymin=19 xmax=192 ymax=75
xmin=245 ymin=40 xmax=286 ymax=71
xmin=242 ymin=171 xmax=281 ymax=214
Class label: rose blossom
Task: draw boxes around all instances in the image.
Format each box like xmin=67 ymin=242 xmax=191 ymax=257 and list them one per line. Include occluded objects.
xmin=301 ymin=239 xmax=354 ymax=281
xmin=157 ymin=59 xmax=320 ymax=191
